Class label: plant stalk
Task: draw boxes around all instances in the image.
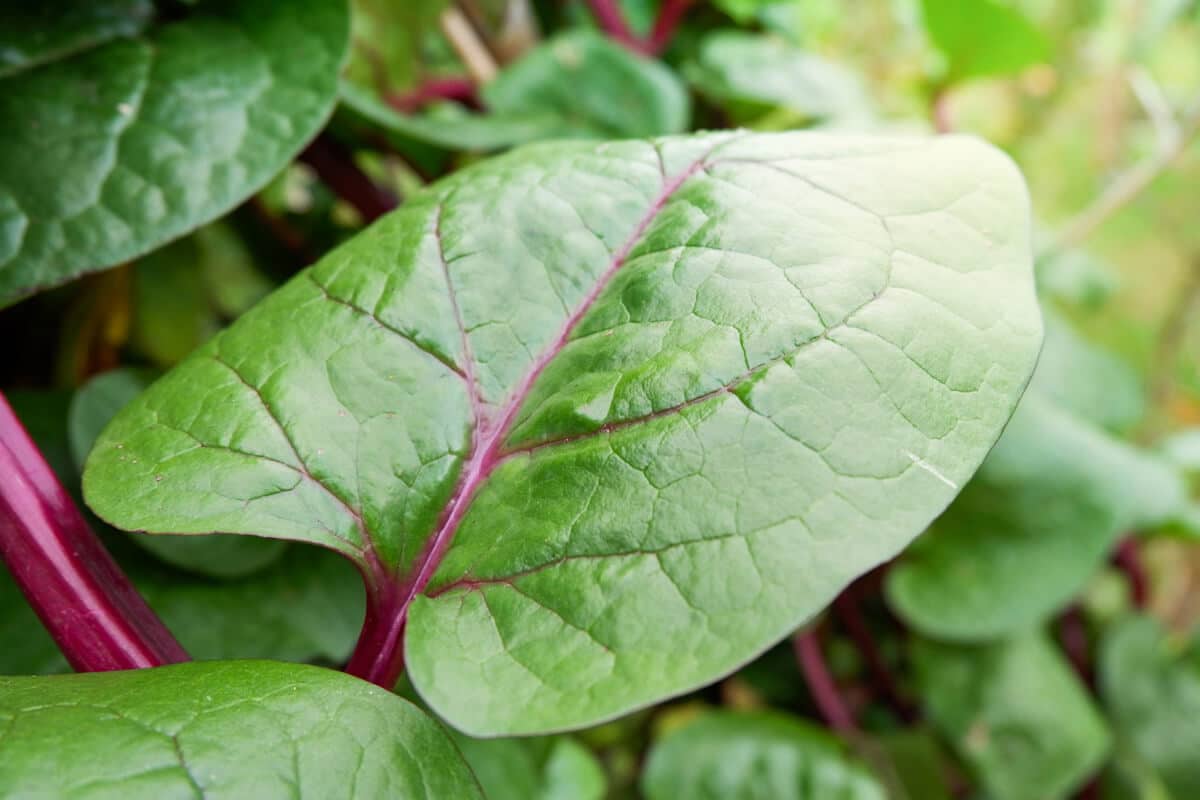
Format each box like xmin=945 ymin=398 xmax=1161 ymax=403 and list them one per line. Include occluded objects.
xmin=793 ymin=624 xmax=857 ymax=733
xmin=645 ymin=0 xmax=693 ymax=55
xmin=0 ymin=393 xmax=189 ymax=672
xmin=1112 ymin=537 xmax=1149 ymax=609
xmin=299 ymin=134 xmax=397 ymax=224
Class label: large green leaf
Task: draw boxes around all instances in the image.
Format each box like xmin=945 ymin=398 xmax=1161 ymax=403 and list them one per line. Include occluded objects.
xmin=684 ymin=31 xmax=873 ymax=126
xmin=85 ymin=131 xmax=1041 ymax=734
xmin=886 ymin=314 xmax=1185 ymax=641
xmin=482 ymin=31 xmax=691 ymax=137
xmin=0 ymin=1 xmax=153 ymax=77
xmin=642 ymin=711 xmax=886 ymax=800
xmin=0 ymin=661 xmax=483 ymax=799
xmin=919 ymin=0 xmax=1049 ymax=84
xmin=0 ymin=0 xmax=349 ymax=305
xmin=1100 ymin=616 xmax=1200 ymax=799
xmin=913 ymin=633 xmax=1110 ymax=800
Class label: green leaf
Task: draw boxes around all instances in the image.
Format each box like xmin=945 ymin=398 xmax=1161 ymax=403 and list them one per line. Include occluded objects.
xmin=453 ymin=734 xmax=606 ymax=800
xmin=684 ymin=31 xmax=873 ymax=126
xmin=1100 ymin=615 xmax=1200 ymax=799
xmin=85 ymin=131 xmax=1042 ymax=735
xmin=0 ymin=544 xmax=362 ymax=675
xmin=0 ymin=661 xmax=483 ymax=799
xmin=874 ymin=729 xmax=954 ymax=800
xmin=919 ymin=0 xmax=1050 ymax=84
xmin=886 ymin=314 xmax=1184 ymax=641
xmin=71 ymin=368 xmax=287 ymax=579
xmin=483 ymin=31 xmax=691 ymax=138
xmin=642 ymin=711 xmax=886 ymax=800
xmin=913 ymin=633 xmax=1110 ymax=800
xmin=0 ymin=1 xmax=153 ymax=78
xmin=0 ymin=0 xmax=349 ymax=305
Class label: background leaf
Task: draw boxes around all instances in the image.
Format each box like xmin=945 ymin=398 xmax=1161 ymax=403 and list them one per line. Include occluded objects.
xmin=919 ymin=0 xmax=1050 ymax=84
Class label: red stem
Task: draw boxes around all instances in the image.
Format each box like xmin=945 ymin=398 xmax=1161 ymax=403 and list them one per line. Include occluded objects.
xmin=586 ymin=0 xmax=641 ymax=50
xmin=645 ymin=0 xmax=693 ymax=55
xmin=1112 ymin=537 xmax=1148 ymax=609
xmin=299 ymin=134 xmax=397 ymax=224
xmin=1058 ymin=605 xmax=1095 ymax=690
xmin=388 ymin=77 xmax=480 ymax=113
xmin=0 ymin=393 xmax=189 ymax=672
xmin=832 ymin=591 xmax=917 ymax=722
xmin=793 ymin=625 xmax=857 ymax=734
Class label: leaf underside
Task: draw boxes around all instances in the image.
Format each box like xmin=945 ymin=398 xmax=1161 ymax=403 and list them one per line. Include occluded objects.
xmin=0 ymin=0 xmax=348 ymax=305
xmin=85 ymin=131 xmax=1042 ymax=735
xmin=0 ymin=661 xmax=482 ymax=799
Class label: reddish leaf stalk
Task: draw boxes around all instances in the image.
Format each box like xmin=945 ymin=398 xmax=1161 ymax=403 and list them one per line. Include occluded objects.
xmin=587 ymin=0 xmax=692 ymax=55
xmin=832 ymin=591 xmax=917 ymax=722
xmin=0 ymin=393 xmax=189 ymax=672
xmin=1112 ymin=537 xmax=1148 ymax=609
xmin=586 ymin=0 xmax=641 ymax=50
xmin=1058 ymin=605 xmax=1095 ymax=690
xmin=645 ymin=0 xmax=693 ymax=55
xmin=389 ymin=77 xmax=480 ymax=113
xmin=299 ymin=134 xmax=397 ymax=223
xmin=344 ymin=558 xmax=407 ymax=688
xmin=793 ymin=625 xmax=858 ymax=734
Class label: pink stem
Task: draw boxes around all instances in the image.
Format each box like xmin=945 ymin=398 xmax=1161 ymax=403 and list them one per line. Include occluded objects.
xmin=388 ymin=77 xmax=480 ymax=113
xmin=299 ymin=134 xmax=397 ymax=224
xmin=0 ymin=393 xmax=189 ymax=672
xmin=1112 ymin=537 xmax=1148 ymax=609
xmin=586 ymin=0 xmax=642 ymax=50
xmin=793 ymin=625 xmax=857 ymax=734
xmin=645 ymin=0 xmax=693 ymax=55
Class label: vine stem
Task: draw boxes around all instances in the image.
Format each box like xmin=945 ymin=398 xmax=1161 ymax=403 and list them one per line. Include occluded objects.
xmin=298 ymin=134 xmax=397 ymax=224
xmin=793 ymin=624 xmax=857 ymax=734
xmin=832 ymin=590 xmax=917 ymax=722
xmin=0 ymin=393 xmax=189 ymax=672
xmin=587 ymin=0 xmax=692 ymax=55
xmin=389 ymin=77 xmax=480 ymax=113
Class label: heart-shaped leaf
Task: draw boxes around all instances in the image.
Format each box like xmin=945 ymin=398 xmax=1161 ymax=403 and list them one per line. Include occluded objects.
xmin=0 ymin=661 xmax=482 ymax=799
xmin=913 ymin=633 xmax=1110 ymax=800
xmin=642 ymin=711 xmax=886 ymax=800
xmin=85 ymin=131 xmax=1042 ymax=734
xmin=0 ymin=0 xmax=349 ymax=305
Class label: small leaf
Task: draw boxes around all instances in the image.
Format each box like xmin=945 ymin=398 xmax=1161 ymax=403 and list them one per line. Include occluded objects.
xmin=0 ymin=0 xmax=349 ymax=304
xmin=642 ymin=711 xmax=886 ymax=800
xmin=1100 ymin=615 xmax=1200 ymax=799
xmin=483 ymin=31 xmax=691 ymax=138
xmin=919 ymin=0 xmax=1049 ymax=84
xmin=684 ymin=31 xmax=873 ymax=126
xmin=0 ymin=661 xmax=483 ymax=799
xmin=913 ymin=633 xmax=1110 ymax=800
xmin=86 ymin=131 xmax=1042 ymax=735
xmin=453 ymin=734 xmax=607 ymax=800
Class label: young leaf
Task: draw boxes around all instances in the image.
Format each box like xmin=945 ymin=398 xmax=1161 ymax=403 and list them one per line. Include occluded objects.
xmin=913 ymin=633 xmax=1111 ymax=800
xmin=0 ymin=0 xmax=349 ymax=305
xmin=919 ymin=0 xmax=1049 ymax=84
xmin=452 ymin=733 xmax=607 ymax=800
xmin=0 ymin=661 xmax=483 ymax=799
xmin=886 ymin=315 xmax=1186 ymax=641
xmin=482 ymin=31 xmax=691 ymax=138
xmin=641 ymin=711 xmax=886 ymax=800
xmin=1100 ymin=615 xmax=1200 ymax=798
xmin=85 ymin=131 xmax=1042 ymax=734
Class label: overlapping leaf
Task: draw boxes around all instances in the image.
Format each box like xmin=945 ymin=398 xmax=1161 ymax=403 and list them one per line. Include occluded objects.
xmin=86 ymin=131 xmax=1041 ymax=734
xmin=0 ymin=0 xmax=349 ymax=304
xmin=0 ymin=662 xmax=482 ymax=799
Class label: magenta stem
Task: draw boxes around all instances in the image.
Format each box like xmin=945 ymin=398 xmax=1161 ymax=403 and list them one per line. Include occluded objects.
xmin=832 ymin=591 xmax=917 ymax=722
xmin=586 ymin=0 xmax=641 ymax=50
xmin=299 ymin=134 xmax=397 ymax=224
xmin=0 ymin=393 xmax=189 ymax=672
xmin=389 ymin=77 xmax=480 ymax=113
xmin=344 ymin=560 xmax=407 ymax=688
xmin=1112 ymin=537 xmax=1148 ymax=609
xmin=793 ymin=625 xmax=857 ymax=734
xmin=645 ymin=0 xmax=692 ymax=55
xmin=1058 ymin=605 xmax=1094 ymax=689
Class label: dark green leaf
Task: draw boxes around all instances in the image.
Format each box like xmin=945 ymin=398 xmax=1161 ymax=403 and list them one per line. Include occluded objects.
xmin=642 ymin=711 xmax=886 ymax=800
xmin=0 ymin=1 xmax=153 ymax=78
xmin=0 ymin=0 xmax=349 ymax=304
xmin=85 ymin=131 xmax=1042 ymax=735
xmin=453 ymin=733 xmax=607 ymax=800
xmin=0 ymin=661 xmax=483 ymax=799
xmin=920 ymin=0 xmax=1050 ymax=83
xmin=1100 ymin=615 xmax=1200 ymax=799
xmin=913 ymin=633 xmax=1110 ymax=800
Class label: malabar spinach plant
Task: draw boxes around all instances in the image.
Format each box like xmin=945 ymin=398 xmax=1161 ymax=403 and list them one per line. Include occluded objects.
xmin=4 ymin=1 xmax=1200 ymax=798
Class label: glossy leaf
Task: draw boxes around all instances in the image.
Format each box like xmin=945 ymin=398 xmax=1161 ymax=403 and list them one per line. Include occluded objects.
xmin=913 ymin=633 xmax=1110 ymax=800
xmin=482 ymin=31 xmax=691 ymax=137
xmin=85 ymin=131 xmax=1041 ymax=734
xmin=0 ymin=661 xmax=483 ymax=799
xmin=684 ymin=31 xmax=873 ymax=126
xmin=0 ymin=1 xmax=153 ymax=77
xmin=453 ymin=733 xmax=606 ymax=800
xmin=886 ymin=315 xmax=1184 ymax=641
xmin=0 ymin=0 xmax=349 ymax=305
xmin=1100 ymin=615 xmax=1200 ymax=799
xmin=919 ymin=0 xmax=1049 ymax=84
xmin=642 ymin=711 xmax=886 ymax=800
xmin=71 ymin=368 xmax=287 ymax=578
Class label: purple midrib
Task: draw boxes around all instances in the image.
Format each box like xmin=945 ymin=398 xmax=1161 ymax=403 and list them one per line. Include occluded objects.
xmin=387 ymin=148 xmax=714 ymax=623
